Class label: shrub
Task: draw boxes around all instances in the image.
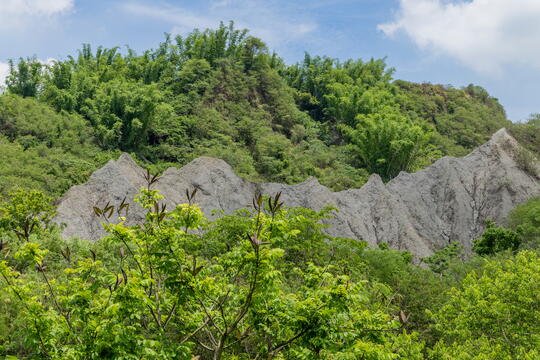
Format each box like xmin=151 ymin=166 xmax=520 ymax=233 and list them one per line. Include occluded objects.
xmin=514 ymin=147 xmax=539 ymax=179
xmin=473 ymin=220 xmax=522 ymax=255
xmin=507 ymin=197 xmax=540 ymax=249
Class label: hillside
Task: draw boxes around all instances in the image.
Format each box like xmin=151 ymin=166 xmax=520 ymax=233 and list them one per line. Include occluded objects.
xmin=2 ymin=23 xmax=536 ymax=201
xmin=1 ymin=23 xmax=540 ymax=360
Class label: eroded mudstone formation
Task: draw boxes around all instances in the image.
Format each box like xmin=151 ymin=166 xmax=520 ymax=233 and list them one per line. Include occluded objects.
xmin=55 ymin=129 xmax=540 ymax=258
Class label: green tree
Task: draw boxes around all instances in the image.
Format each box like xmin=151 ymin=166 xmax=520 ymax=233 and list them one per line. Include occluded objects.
xmin=0 ymin=188 xmax=424 ymax=359
xmin=473 ymin=220 xmax=522 ymax=256
xmin=429 ymin=251 xmax=540 ymax=359
xmin=83 ymin=80 xmax=163 ymax=150
xmin=0 ymin=94 xmax=114 ymax=199
xmin=396 ymin=81 xmax=510 ymax=155
xmin=423 ymin=242 xmax=463 ymax=274
xmin=6 ymin=58 xmax=43 ymax=98
xmin=507 ymin=197 xmax=540 ymax=249
xmin=342 ymin=113 xmax=438 ymax=181
xmin=0 ymin=190 xmax=55 ymax=242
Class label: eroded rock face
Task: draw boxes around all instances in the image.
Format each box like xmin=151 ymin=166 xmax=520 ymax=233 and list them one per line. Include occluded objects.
xmin=54 ymin=129 xmax=540 ymax=258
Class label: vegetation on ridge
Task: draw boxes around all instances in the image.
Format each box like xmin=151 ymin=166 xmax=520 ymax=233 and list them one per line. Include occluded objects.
xmin=2 ymin=22 xmax=534 ymax=200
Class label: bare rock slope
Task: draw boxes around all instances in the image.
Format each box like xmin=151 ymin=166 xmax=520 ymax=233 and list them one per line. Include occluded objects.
xmin=55 ymin=129 xmax=540 ymax=258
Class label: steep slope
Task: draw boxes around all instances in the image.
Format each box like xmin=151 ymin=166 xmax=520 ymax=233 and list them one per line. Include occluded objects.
xmin=55 ymin=129 xmax=540 ymax=257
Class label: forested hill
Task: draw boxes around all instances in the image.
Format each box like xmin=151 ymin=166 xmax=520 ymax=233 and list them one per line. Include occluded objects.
xmin=2 ymin=23 xmax=540 ymax=360
xmin=1 ymin=23 xmax=537 ymax=200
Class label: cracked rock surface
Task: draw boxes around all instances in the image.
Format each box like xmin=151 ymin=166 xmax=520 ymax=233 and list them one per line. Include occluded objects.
xmin=54 ymin=129 xmax=540 ymax=258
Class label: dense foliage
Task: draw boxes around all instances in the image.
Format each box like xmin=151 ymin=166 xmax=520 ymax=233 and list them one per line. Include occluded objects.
xmin=0 ymin=94 xmax=115 ymax=199
xmin=508 ymin=114 xmax=540 ymax=156
xmin=0 ymin=187 xmax=430 ymax=359
xmin=1 ymin=23 xmax=539 ymax=359
xmin=429 ymin=251 xmax=540 ymax=359
xmin=0 ymin=184 xmax=539 ymax=359
xmin=472 ymin=220 xmax=522 ymax=255
xmin=507 ymin=197 xmax=540 ymax=249
xmin=2 ymin=22 xmax=530 ymax=198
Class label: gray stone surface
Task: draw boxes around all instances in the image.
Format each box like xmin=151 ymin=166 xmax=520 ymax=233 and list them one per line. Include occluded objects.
xmin=54 ymin=129 xmax=540 ymax=257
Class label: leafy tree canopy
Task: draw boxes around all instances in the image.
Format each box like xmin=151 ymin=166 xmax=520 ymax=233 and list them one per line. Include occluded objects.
xmin=473 ymin=220 xmax=522 ymax=256
xmin=429 ymin=251 xmax=540 ymax=359
xmin=1 ymin=22 xmax=524 ymax=199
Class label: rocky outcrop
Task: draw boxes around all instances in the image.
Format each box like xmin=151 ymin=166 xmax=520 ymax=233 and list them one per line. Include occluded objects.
xmin=54 ymin=129 xmax=540 ymax=258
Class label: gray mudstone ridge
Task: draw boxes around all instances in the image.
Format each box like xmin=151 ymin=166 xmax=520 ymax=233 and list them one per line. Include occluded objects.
xmin=54 ymin=128 xmax=540 ymax=258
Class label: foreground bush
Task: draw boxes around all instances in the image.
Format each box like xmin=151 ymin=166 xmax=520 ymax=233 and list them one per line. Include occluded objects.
xmin=0 ymin=188 xmax=423 ymax=359
xmin=429 ymin=251 xmax=540 ymax=360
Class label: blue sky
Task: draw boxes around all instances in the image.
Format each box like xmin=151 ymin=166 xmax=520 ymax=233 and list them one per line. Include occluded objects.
xmin=1 ymin=0 xmax=539 ymax=122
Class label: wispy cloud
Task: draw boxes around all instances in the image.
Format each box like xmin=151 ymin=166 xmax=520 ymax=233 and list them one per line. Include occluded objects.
xmin=379 ymin=0 xmax=540 ymax=74
xmin=122 ymin=3 xmax=216 ymax=31
xmin=0 ymin=0 xmax=74 ymax=29
xmin=121 ymin=1 xmax=317 ymax=51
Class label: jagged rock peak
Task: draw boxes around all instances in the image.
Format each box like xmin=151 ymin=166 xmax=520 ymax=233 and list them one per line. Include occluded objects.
xmin=490 ymin=127 xmax=518 ymax=145
xmin=54 ymin=128 xmax=540 ymax=258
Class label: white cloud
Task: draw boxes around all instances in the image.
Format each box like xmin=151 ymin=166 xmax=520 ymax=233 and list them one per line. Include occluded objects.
xmin=122 ymin=1 xmax=317 ymax=50
xmin=0 ymin=0 xmax=74 ymax=28
xmin=378 ymin=0 xmax=540 ymax=74
xmin=123 ymin=3 xmax=216 ymax=31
